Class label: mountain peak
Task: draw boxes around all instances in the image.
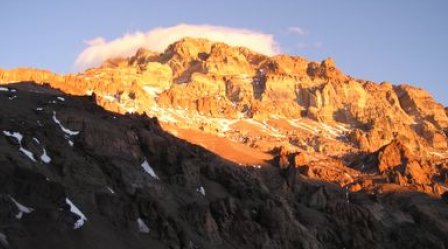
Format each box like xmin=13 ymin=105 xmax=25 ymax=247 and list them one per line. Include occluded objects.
xmin=163 ymin=37 xmax=214 ymax=59
xmin=0 ymin=37 xmax=447 ymax=199
xmin=1 ymin=35 xmax=448 ymax=249
xmin=1 ymin=80 xmax=447 ymax=249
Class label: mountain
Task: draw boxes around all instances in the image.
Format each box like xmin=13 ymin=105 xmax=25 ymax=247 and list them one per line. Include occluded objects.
xmin=0 ymin=38 xmax=447 ymax=248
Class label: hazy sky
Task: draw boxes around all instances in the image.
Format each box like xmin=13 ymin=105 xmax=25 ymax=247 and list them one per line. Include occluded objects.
xmin=2 ymin=0 xmax=447 ymax=105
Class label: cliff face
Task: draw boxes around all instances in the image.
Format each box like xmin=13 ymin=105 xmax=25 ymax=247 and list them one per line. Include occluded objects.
xmin=1 ymin=37 xmax=448 ymax=248
xmin=1 ymin=37 xmax=447 ymax=197
xmin=0 ymin=82 xmax=447 ymax=249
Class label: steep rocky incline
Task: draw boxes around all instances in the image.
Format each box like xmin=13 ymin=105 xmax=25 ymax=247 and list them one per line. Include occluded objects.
xmin=0 ymin=38 xmax=447 ymax=199
xmin=0 ymin=82 xmax=447 ymax=249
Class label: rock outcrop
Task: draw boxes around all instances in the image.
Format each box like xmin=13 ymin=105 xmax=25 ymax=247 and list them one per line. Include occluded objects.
xmin=0 ymin=37 xmax=447 ymax=199
xmin=0 ymin=82 xmax=447 ymax=249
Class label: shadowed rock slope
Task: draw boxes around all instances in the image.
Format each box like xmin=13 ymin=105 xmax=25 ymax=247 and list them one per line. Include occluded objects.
xmin=0 ymin=82 xmax=447 ymax=249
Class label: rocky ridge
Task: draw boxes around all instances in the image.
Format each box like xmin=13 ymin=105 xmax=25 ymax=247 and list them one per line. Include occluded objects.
xmin=1 ymin=38 xmax=447 ymax=197
xmin=0 ymin=82 xmax=447 ymax=249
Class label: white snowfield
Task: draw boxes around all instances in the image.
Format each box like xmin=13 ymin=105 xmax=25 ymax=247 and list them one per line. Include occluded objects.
xmin=141 ymin=160 xmax=159 ymax=179
xmin=146 ymin=101 xmax=351 ymax=142
xmin=52 ymin=111 xmax=80 ymax=136
xmin=65 ymin=198 xmax=88 ymax=230
xmin=0 ymin=87 xmax=9 ymax=91
xmin=10 ymin=197 xmax=34 ymax=219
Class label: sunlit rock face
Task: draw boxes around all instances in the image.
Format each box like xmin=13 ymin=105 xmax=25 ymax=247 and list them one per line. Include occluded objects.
xmin=1 ymin=82 xmax=447 ymax=249
xmin=1 ymin=38 xmax=448 ymax=197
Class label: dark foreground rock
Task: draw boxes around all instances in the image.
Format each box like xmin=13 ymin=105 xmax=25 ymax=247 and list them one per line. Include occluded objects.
xmin=0 ymin=82 xmax=447 ymax=249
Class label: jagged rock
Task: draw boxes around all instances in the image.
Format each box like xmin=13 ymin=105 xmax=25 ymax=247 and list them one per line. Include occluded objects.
xmin=0 ymin=78 xmax=447 ymax=248
xmin=395 ymin=85 xmax=448 ymax=129
xmin=139 ymin=62 xmax=173 ymax=89
xmin=100 ymin=57 xmax=129 ymax=68
xmin=377 ymin=140 xmax=412 ymax=173
xmin=307 ymin=57 xmax=348 ymax=82
xmin=128 ymin=48 xmax=159 ymax=68
xmin=1 ymin=37 xmax=448 ymax=199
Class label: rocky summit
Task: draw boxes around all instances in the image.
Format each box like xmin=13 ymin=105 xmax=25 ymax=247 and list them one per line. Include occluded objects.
xmin=0 ymin=38 xmax=447 ymax=249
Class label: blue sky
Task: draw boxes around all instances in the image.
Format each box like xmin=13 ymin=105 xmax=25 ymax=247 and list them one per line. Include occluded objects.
xmin=2 ymin=0 xmax=447 ymax=105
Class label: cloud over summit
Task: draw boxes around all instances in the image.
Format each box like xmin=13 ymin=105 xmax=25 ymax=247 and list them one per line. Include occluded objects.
xmin=75 ymin=24 xmax=280 ymax=70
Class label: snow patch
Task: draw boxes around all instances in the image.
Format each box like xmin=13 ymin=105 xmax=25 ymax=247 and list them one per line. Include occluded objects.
xmin=102 ymin=95 xmax=117 ymax=102
xmin=0 ymin=87 xmax=9 ymax=91
xmin=137 ymin=218 xmax=150 ymax=234
xmin=124 ymin=107 xmax=136 ymax=114
xmin=217 ymin=119 xmax=238 ymax=133
xmin=57 ymin=97 xmax=65 ymax=101
xmin=10 ymin=197 xmax=34 ymax=219
xmin=245 ymin=119 xmax=267 ymax=129
xmin=19 ymin=147 xmax=36 ymax=162
xmin=320 ymin=123 xmax=345 ymax=137
xmin=36 ymin=107 xmax=43 ymax=111
xmin=245 ymin=119 xmax=285 ymax=138
xmin=148 ymin=105 xmax=178 ymax=124
xmin=33 ymin=136 xmax=51 ymax=163
xmin=261 ymin=121 xmax=285 ymax=138
xmin=287 ymin=119 xmax=318 ymax=134
xmin=141 ymin=160 xmax=159 ymax=179
xmin=52 ymin=111 xmax=80 ymax=136
xmin=143 ymin=86 xmax=163 ymax=96
xmin=65 ymin=198 xmax=87 ymax=229
xmin=40 ymin=148 xmax=51 ymax=164
xmin=0 ymin=233 xmax=8 ymax=248
xmin=196 ymin=186 xmax=206 ymax=196
xmin=3 ymin=131 xmax=36 ymax=162
xmin=106 ymin=186 xmax=115 ymax=194
xmin=157 ymin=113 xmax=177 ymax=123
xmin=3 ymin=130 xmax=23 ymax=142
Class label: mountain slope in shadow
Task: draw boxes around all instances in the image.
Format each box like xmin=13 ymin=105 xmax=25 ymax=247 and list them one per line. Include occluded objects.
xmin=0 ymin=82 xmax=447 ymax=249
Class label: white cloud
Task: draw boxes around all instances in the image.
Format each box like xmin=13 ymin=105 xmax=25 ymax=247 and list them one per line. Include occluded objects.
xmin=75 ymin=23 xmax=281 ymax=71
xmin=288 ymin=26 xmax=306 ymax=36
